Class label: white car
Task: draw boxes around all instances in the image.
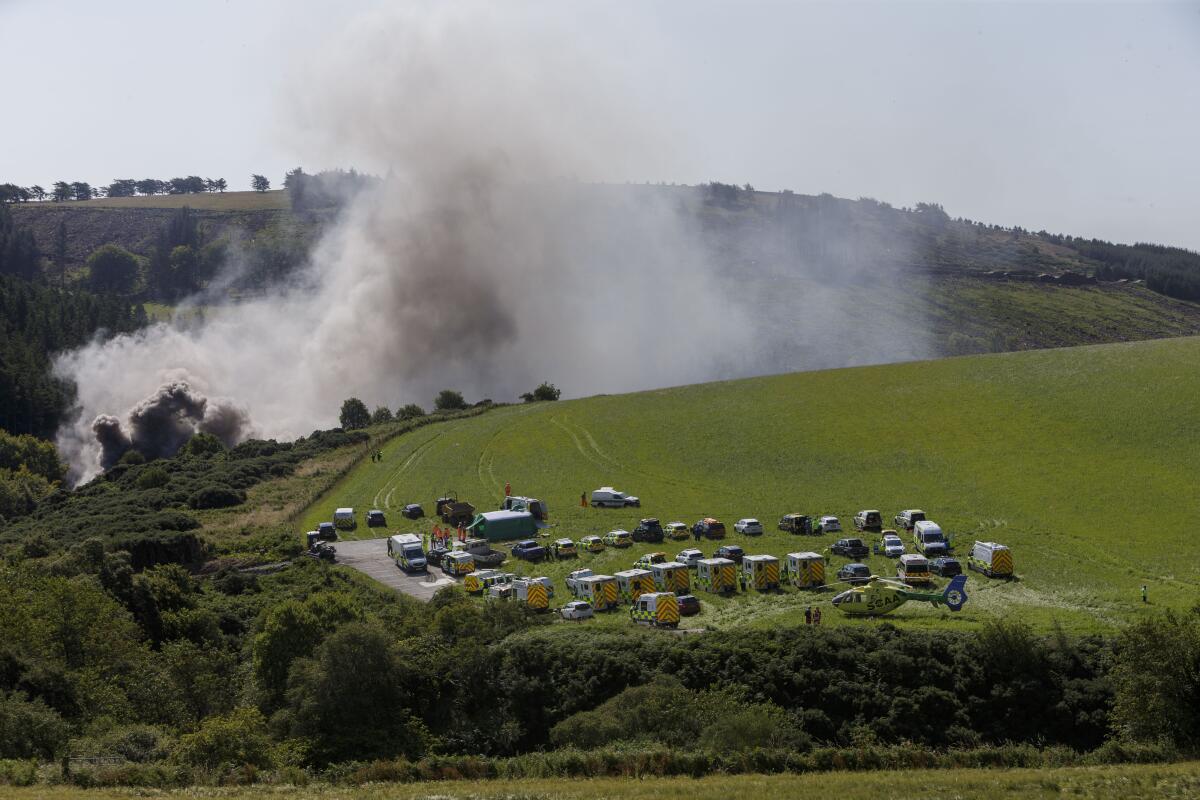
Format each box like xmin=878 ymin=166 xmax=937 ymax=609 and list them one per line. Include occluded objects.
xmin=734 ymin=518 xmax=764 ymax=535
xmin=816 ymin=515 xmax=841 ymax=533
xmin=591 ymin=487 xmax=641 ymax=508
xmin=560 ymin=600 xmax=595 ymax=621
xmin=880 ymin=534 xmax=905 ymax=558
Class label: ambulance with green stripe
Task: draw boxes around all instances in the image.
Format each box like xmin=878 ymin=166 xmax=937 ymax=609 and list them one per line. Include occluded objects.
xmin=630 ymin=592 xmax=679 ymax=628
xmin=464 ymin=568 xmax=500 ymax=594
xmin=742 ymin=554 xmax=781 ymax=590
xmin=514 ymin=577 xmax=552 ymax=611
xmin=650 ymin=561 xmax=690 ymax=594
xmin=442 ymin=551 xmax=476 ymax=577
xmin=785 ymin=551 xmax=826 ymax=589
xmin=615 ymin=568 xmax=655 ymax=602
xmin=695 ymin=557 xmax=737 ymax=594
xmin=969 ymin=541 xmax=1013 ymax=578
xmin=567 ymin=570 xmax=619 ymax=610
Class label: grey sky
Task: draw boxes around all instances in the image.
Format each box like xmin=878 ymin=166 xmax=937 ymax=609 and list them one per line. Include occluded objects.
xmin=2 ymin=0 xmax=1198 ymax=249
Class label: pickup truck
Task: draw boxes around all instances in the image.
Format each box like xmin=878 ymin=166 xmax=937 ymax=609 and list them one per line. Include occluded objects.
xmin=831 ymin=537 xmax=870 ymax=558
xmin=511 ymin=539 xmax=547 ymax=562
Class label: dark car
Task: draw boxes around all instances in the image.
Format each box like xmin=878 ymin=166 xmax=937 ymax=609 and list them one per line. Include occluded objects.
xmin=402 ymin=503 xmax=424 ymax=520
xmin=632 ymin=518 xmax=665 ymax=543
xmin=676 ymin=595 xmax=701 ymax=617
xmin=693 ymin=518 xmax=726 ymax=540
xmin=837 ymin=562 xmax=872 ymax=584
xmin=366 ymin=509 xmax=387 ymax=528
xmin=426 ymin=542 xmax=447 ymax=567
xmin=316 ymin=521 xmax=337 ymax=541
xmin=715 ymin=544 xmax=745 ymax=564
xmin=778 ymin=513 xmax=814 ymax=535
xmin=511 ymin=539 xmax=547 ymax=562
xmin=930 ymin=557 xmax=963 ymax=577
xmin=831 ymin=537 xmax=870 ymax=558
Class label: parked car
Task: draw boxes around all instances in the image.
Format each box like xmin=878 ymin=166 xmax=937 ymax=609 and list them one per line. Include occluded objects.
xmin=778 ymin=513 xmax=814 ymax=535
xmin=367 ymin=509 xmax=387 ymax=528
xmin=734 ymin=518 xmax=764 ymax=535
xmin=837 ymin=562 xmax=872 ymax=585
xmin=676 ymin=548 xmax=705 ymax=569
xmin=676 ymin=595 xmax=701 ymax=617
xmin=930 ymin=556 xmax=962 ymax=577
xmin=632 ymin=518 xmax=665 ymax=543
xmin=877 ymin=532 xmax=905 ymax=558
xmin=815 ymin=515 xmax=842 ymax=533
xmin=402 ymin=503 xmax=425 ymax=520
xmin=511 ymin=539 xmax=547 ymax=562
xmin=591 ymin=487 xmax=640 ymax=508
xmin=560 ymin=600 xmax=595 ymax=621
xmin=664 ymin=521 xmax=690 ymax=540
xmin=550 ymin=538 xmax=577 ymax=558
xmin=603 ymin=530 xmax=633 ymax=548
xmin=894 ymin=509 xmax=927 ymax=530
xmin=635 ymin=551 xmax=669 ymax=569
xmin=831 ymin=537 xmax=869 ymax=558
xmin=693 ymin=518 xmax=726 ymax=540
xmin=853 ymin=510 xmax=882 ymax=532
xmin=316 ymin=522 xmax=337 ymax=541
xmin=715 ymin=544 xmax=745 ymax=564
xmin=578 ymin=535 xmax=606 ymax=553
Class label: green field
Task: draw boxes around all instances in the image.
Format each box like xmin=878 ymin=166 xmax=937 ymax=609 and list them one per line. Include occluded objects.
xmin=6 ymin=761 xmax=1199 ymax=799
xmin=52 ymin=190 xmax=290 ymax=210
xmin=295 ymin=336 xmax=1200 ymax=633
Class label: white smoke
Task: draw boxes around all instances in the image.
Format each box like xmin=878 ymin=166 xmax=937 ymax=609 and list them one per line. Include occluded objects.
xmin=54 ymin=6 xmax=929 ymax=483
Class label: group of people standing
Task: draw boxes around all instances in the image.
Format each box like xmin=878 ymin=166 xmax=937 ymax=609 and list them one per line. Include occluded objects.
xmin=804 ymin=606 xmax=823 ymax=625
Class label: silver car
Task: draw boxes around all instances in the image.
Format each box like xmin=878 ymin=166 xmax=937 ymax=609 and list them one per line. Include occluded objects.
xmin=734 ymin=518 xmax=764 ymax=535
xmin=816 ymin=515 xmax=841 ymax=533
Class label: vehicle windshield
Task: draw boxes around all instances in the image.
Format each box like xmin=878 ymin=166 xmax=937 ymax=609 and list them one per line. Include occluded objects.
xmin=403 ymin=546 xmax=422 ymax=556
xmin=852 ymin=566 xmax=869 ymax=575
xmin=921 ymin=531 xmax=944 ymax=542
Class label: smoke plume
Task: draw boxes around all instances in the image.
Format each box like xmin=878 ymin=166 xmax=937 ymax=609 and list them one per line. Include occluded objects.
xmin=54 ymin=6 xmax=930 ymax=483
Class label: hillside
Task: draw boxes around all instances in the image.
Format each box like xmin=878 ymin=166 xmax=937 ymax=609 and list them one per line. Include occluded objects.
xmin=297 ymin=336 xmax=1200 ymax=632
xmin=10 ymin=185 xmax=1200 ymax=362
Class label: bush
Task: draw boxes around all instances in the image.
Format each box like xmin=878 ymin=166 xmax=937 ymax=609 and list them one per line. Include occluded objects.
xmin=396 ymin=404 xmax=425 ymax=420
xmin=370 ymin=407 xmax=393 ymax=425
xmin=187 ymin=485 xmax=245 ymax=510
xmin=173 ymin=707 xmax=273 ymax=772
xmin=434 ymin=390 xmax=467 ymax=411
xmin=135 ymin=466 xmax=170 ymax=490
xmin=0 ymin=692 xmax=69 ymax=760
xmin=0 ymin=759 xmax=37 ymax=787
xmin=338 ymin=398 xmax=370 ymax=431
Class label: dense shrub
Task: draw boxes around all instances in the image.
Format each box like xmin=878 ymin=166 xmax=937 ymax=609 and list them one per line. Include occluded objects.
xmin=0 ymin=692 xmax=69 ymax=759
xmin=187 ymin=484 xmax=245 ymax=510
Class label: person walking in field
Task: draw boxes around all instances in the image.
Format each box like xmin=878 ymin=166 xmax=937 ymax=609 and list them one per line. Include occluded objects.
xmin=805 ymin=606 xmax=813 ymax=625
xmin=813 ymin=607 xmax=822 ymax=626
xmin=504 ymin=481 xmax=511 ymax=497
xmin=580 ymin=492 xmax=587 ymax=508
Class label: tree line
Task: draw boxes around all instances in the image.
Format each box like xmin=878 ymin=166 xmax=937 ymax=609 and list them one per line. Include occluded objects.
xmin=0 ymin=177 xmax=231 ymax=204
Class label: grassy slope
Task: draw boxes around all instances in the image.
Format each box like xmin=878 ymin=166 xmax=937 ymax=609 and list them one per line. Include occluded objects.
xmin=31 ymin=190 xmax=289 ymax=211
xmin=297 ymin=336 xmax=1200 ymax=634
xmin=7 ymin=762 xmax=1200 ymax=799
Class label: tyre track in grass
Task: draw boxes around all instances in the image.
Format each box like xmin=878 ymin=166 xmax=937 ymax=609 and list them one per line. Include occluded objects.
xmin=477 ymin=405 xmax=545 ymax=497
xmin=371 ymin=428 xmax=454 ymax=510
xmin=555 ymin=412 xmax=713 ymax=495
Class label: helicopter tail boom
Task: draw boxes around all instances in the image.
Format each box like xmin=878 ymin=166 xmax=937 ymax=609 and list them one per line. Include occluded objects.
xmin=941 ymin=575 xmax=968 ymax=611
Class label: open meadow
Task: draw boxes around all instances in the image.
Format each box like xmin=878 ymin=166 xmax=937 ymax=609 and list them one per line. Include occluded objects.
xmin=295 ymin=336 xmax=1200 ymax=633
xmin=3 ymin=761 xmax=1199 ymax=800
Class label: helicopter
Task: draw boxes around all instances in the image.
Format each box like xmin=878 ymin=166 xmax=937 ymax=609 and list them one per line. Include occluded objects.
xmin=829 ymin=574 xmax=967 ymax=617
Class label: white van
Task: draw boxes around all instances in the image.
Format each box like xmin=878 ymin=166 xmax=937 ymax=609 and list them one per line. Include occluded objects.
xmin=590 ymin=487 xmax=640 ymax=508
xmin=897 ymin=553 xmax=932 ymax=584
xmin=333 ymin=507 xmax=356 ymax=530
xmin=912 ymin=520 xmax=948 ymax=556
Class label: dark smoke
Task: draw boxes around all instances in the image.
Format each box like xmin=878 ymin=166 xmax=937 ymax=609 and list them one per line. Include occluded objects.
xmin=92 ymin=380 xmax=252 ymax=468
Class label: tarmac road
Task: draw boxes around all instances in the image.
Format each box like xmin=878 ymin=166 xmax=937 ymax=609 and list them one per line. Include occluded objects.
xmin=332 ymin=537 xmax=457 ymax=602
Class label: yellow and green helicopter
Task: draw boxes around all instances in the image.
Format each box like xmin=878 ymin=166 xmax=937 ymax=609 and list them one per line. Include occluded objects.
xmin=830 ymin=574 xmax=968 ymax=617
